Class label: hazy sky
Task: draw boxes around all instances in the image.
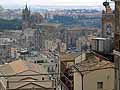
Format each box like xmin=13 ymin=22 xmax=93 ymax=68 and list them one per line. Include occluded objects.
xmin=0 ymin=0 xmax=111 ymax=6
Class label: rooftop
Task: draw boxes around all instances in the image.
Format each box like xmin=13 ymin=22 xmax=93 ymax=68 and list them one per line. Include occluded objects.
xmin=60 ymin=52 xmax=81 ymax=62
xmin=0 ymin=60 xmax=54 ymax=89
xmin=67 ymin=27 xmax=98 ymax=31
xmin=37 ymin=23 xmax=63 ymax=28
xmin=92 ymin=37 xmax=108 ymax=40
xmin=74 ymin=53 xmax=114 ymax=75
xmin=0 ymin=59 xmax=48 ymax=75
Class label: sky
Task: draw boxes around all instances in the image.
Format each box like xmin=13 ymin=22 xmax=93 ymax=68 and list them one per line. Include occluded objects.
xmin=0 ymin=0 xmax=114 ymax=9
xmin=0 ymin=0 xmax=113 ymax=6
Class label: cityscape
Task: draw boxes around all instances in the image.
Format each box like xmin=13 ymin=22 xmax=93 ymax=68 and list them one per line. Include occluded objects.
xmin=0 ymin=0 xmax=119 ymax=90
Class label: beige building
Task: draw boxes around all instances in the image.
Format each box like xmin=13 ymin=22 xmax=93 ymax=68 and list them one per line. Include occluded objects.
xmin=112 ymin=0 xmax=120 ymax=90
xmin=59 ymin=42 xmax=67 ymax=53
xmin=0 ymin=60 xmax=55 ymax=90
xmin=73 ymin=53 xmax=114 ymax=90
xmin=44 ymin=40 xmax=59 ymax=51
xmin=60 ymin=52 xmax=81 ymax=69
xmin=102 ymin=3 xmax=115 ymax=38
xmin=66 ymin=27 xmax=98 ymax=50
xmin=59 ymin=52 xmax=82 ymax=90
xmin=36 ymin=23 xmax=64 ymax=40
xmin=75 ymin=53 xmax=86 ymax=64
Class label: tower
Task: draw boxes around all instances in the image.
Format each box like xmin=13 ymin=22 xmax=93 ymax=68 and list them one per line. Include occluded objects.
xmin=102 ymin=1 xmax=115 ymax=38
xmin=22 ymin=4 xmax=31 ymax=30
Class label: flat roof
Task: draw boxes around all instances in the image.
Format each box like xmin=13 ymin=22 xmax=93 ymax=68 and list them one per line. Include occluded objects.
xmin=67 ymin=27 xmax=98 ymax=31
xmin=92 ymin=37 xmax=108 ymax=40
xmin=37 ymin=23 xmax=63 ymax=27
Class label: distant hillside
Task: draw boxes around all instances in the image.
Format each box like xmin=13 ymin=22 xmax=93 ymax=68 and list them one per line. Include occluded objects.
xmin=0 ymin=19 xmax=22 ymax=30
xmin=49 ymin=13 xmax=102 ymax=29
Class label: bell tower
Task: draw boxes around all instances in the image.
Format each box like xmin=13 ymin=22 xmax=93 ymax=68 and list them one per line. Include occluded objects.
xmin=22 ymin=4 xmax=31 ymax=30
xmin=102 ymin=1 xmax=115 ymax=37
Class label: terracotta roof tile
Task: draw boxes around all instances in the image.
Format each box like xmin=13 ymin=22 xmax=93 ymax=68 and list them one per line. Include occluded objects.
xmin=0 ymin=60 xmax=47 ymax=75
xmin=74 ymin=53 xmax=114 ymax=75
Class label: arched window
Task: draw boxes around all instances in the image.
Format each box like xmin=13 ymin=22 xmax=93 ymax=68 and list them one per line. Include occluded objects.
xmin=106 ymin=24 xmax=112 ymax=35
xmin=42 ymin=77 xmax=44 ymax=80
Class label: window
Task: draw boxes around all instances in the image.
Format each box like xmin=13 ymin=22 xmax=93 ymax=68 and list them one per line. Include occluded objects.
xmin=42 ymin=77 xmax=44 ymax=80
xmin=37 ymin=60 xmax=44 ymax=63
xmin=119 ymin=40 xmax=120 ymax=51
xmin=106 ymin=24 xmax=112 ymax=35
xmin=97 ymin=82 xmax=103 ymax=89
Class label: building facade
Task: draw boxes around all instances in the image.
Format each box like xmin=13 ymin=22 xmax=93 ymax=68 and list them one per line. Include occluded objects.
xmin=73 ymin=53 xmax=114 ymax=90
xmin=102 ymin=3 xmax=115 ymax=38
xmin=66 ymin=27 xmax=98 ymax=50
xmin=22 ymin=4 xmax=44 ymax=30
xmin=0 ymin=60 xmax=55 ymax=90
xmin=113 ymin=1 xmax=120 ymax=90
xmin=92 ymin=37 xmax=113 ymax=53
xmin=22 ymin=4 xmax=31 ymax=30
